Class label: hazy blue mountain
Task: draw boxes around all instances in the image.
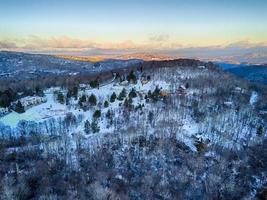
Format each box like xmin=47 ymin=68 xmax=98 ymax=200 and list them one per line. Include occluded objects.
xmin=218 ymin=62 xmax=267 ymax=84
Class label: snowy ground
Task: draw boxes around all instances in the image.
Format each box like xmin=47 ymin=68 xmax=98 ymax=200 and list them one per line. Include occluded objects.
xmin=0 ymin=79 xmax=171 ymax=129
xmin=0 ymin=91 xmax=67 ymax=128
xmin=0 ymin=69 xmax=263 ymax=154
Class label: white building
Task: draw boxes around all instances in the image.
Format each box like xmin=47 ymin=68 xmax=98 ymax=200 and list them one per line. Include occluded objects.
xmin=14 ymin=96 xmax=47 ymax=109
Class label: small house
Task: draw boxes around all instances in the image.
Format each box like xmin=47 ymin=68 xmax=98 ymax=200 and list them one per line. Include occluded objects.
xmin=13 ymin=96 xmax=47 ymax=110
xmin=234 ymin=87 xmax=246 ymax=94
xmin=224 ymin=101 xmax=233 ymax=107
xmin=198 ymin=66 xmax=206 ymax=69
xmin=141 ymin=79 xmax=149 ymax=85
xmin=259 ymin=110 xmax=267 ymax=115
xmin=120 ymin=80 xmax=129 ymax=86
xmin=160 ymin=90 xmax=169 ymax=98
xmin=141 ymin=76 xmax=149 ymax=85
xmin=177 ymin=85 xmax=187 ymax=95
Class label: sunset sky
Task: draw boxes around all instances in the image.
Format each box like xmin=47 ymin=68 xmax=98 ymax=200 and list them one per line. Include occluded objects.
xmin=1 ymin=0 xmax=267 ymax=56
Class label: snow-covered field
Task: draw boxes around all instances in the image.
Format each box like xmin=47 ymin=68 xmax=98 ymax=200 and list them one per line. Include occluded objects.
xmin=0 ymin=92 xmax=66 ymax=128
xmin=0 ymin=79 xmax=171 ymax=129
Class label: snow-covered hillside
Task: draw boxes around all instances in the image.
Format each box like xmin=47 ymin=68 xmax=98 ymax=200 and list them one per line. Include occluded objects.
xmin=2 ymin=64 xmax=265 ymax=148
xmin=0 ymin=59 xmax=266 ymax=200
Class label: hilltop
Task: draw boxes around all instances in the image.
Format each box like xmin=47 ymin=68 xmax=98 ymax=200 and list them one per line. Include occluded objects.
xmin=0 ymin=52 xmax=266 ymax=199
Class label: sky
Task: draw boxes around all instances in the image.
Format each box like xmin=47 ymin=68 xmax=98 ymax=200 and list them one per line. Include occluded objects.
xmin=1 ymin=0 xmax=267 ymax=60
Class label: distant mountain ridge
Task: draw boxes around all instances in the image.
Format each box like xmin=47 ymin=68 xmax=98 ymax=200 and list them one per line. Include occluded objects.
xmin=2 ymin=51 xmax=267 ymax=85
xmin=218 ymin=62 xmax=267 ymax=84
xmin=54 ymin=53 xmax=177 ymax=62
xmin=114 ymin=53 xmax=176 ymax=61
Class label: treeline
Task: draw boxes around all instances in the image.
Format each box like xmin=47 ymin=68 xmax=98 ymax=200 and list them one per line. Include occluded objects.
xmin=0 ymin=58 xmax=216 ymax=91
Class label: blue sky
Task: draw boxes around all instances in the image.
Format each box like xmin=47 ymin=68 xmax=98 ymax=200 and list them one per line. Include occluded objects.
xmin=0 ymin=0 xmax=267 ymax=56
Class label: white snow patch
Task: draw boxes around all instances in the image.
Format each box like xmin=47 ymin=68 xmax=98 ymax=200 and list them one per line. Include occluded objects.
xmin=250 ymin=91 xmax=258 ymax=106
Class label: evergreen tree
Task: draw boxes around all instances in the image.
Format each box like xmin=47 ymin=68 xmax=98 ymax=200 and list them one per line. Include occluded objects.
xmin=257 ymin=125 xmax=264 ymax=135
xmin=115 ymin=72 xmax=121 ymax=80
xmin=57 ymin=92 xmax=65 ymax=104
xmin=84 ymin=120 xmax=91 ymax=134
xmin=66 ymin=86 xmax=78 ymax=99
xmin=135 ymin=104 xmax=142 ymax=111
xmin=104 ymin=100 xmax=109 ymax=108
xmin=118 ymin=88 xmax=127 ymax=101
xmin=72 ymin=87 xmax=78 ymax=100
xmin=0 ymin=93 xmax=10 ymax=108
xmin=15 ymin=101 xmax=25 ymax=113
xmin=5 ymin=89 xmax=17 ymax=103
xmin=78 ymin=95 xmax=87 ymax=107
xmin=147 ymin=90 xmax=152 ymax=98
xmin=91 ymin=119 xmax=100 ymax=133
xmin=88 ymin=94 xmax=97 ymax=106
xmin=152 ymin=86 xmax=161 ymax=101
xmin=124 ymin=97 xmax=133 ymax=109
xmin=129 ymin=88 xmax=137 ymax=98
xmin=110 ymin=92 xmax=117 ymax=103
xmin=93 ymin=110 xmax=101 ymax=119
xmin=127 ymin=70 xmax=137 ymax=83
xmin=89 ymin=79 xmax=99 ymax=88
xmin=35 ymin=86 xmax=44 ymax=97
